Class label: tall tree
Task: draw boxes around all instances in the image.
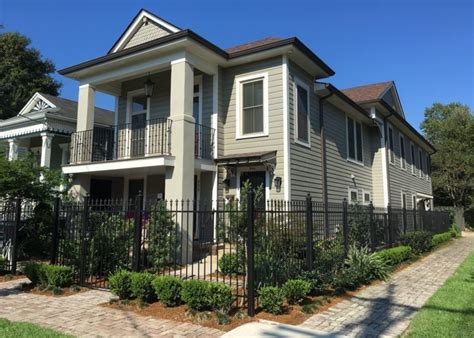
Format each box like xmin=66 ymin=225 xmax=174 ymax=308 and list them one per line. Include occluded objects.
xmin=0 ymin=31 xmax=61 ymax=119
xmin=421 ymin=103 xmax=474 ymax=226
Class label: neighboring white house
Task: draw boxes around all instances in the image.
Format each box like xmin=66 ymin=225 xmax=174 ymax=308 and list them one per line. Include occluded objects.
xmin=58 ymin=9 xmax=434 ymax=210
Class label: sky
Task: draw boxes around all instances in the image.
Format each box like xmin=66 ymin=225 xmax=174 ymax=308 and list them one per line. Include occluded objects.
xmin=1 ymin=0 xmax=473 ymax=131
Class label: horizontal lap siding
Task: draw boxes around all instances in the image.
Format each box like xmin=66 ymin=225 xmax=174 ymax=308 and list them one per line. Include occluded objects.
xmin=288 ymin=62 xmax=322 ymax=201
xmin=221 ymin=57 xmax=284 ymax=199
xmin=388 ymin=125 xmax=432 ymax=208
xmin=371 ymin=133 xmax=385 ymax=207
xmin=324 ymin=103 xmax=373 ymax=204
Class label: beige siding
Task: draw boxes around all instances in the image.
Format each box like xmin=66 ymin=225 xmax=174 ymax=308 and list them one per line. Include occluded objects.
xmin=220 ymin=57 xmax=284 ymax=199
xmin=387 ymin=123 xmax=432 ymax=208
xmin=123 ymin=22 xmax=172 ymax=50
xmin=371 ymin=131 xmax=385 ymax=207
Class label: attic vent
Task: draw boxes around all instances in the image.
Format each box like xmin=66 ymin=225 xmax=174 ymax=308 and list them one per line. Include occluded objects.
xmin=143 ymin=17 xmax=149 ymax=26
xmin=33 ymin=99 xmax=50 ymax=111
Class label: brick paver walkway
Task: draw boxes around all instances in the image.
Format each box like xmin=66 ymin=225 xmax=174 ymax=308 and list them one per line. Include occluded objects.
xmin=0 ymin=279 xmax=224 ymax=337
xmin=300 ymin=233 xmax=474 ymax=337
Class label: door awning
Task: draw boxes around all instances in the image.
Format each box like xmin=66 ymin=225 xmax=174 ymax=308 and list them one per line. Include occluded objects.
xmin=215 ymin=151 xmax=277 ymax=167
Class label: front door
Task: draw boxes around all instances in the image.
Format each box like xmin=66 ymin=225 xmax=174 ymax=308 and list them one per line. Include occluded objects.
xmin=129 ymin=179 xmax=144 ymax=205
xmin=90 ymin=179 xmax=112 ymax=200
xmin=131 ymin=113 xmax=146 ymax=157
xmin=240 ymin=171 xmax=266 ymax=208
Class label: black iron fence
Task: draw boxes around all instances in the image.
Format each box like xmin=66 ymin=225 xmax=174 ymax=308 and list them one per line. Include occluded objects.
xmin=1 ymin=194 xmax=452 ymax=314
xmin=194 ymin=123 xmax=215 ymax=160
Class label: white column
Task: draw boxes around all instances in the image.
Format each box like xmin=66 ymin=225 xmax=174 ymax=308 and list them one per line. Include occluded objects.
xmin=77 ymin=84 xmax=96 ymax=132
xmin=40 ymin=132 xmax=53 ymax=168
xmin=165 ymin=58 xmax=195 ymax=264
xmin=8 ymin=138 xmax=18 ymax=161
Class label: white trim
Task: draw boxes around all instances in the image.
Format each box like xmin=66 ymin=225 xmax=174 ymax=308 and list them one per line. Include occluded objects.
xmin=171 ymin=57 xmax=188 ymax=65
xmin=110 ymin=10 xmax=180 ymax=54
xmin=0 ymin=123 xmax=48 ymax=140
xmin=411 ymin=194 xmax=417 ymax=210
xmin=362 ymin=190 xmax=372 ymax=205
xmin=18 ymin=92 xmax=57 ymax=116
xmin=387 ymin=123 xmax=395 ymax=165
xmin=193 ymin=75 xmax=203 ymax=125
xmin=211 ymin=73 xmax=218 ymax=211
xmin=282 ymin=56 xmax=290 ymax=200
xmin=346 ymin=115 xmax=364 ymax=165
xmin=410 ymin=141 xmax=417 ymax=176
xmin=418 ymin=149 xmax=424 ymax=178
xmin=62 ymin=156 xmax=175 ymax=174
xmin=293 ymin=77 xmax=311 ymax=148
xmin=416 ymin=192 xmax=433 ymax=199
xmin=381 ymin=121 xmax=390 ymax=207
xmin=348 ymin=187 xmax=358 ymax=204
xmin=399 ymin=133 xmax=406 ymax=170
xmin=126 ymin=88 xmax=150 ymax=158
xmin=235 ymin=72 xmax=269 ymax=139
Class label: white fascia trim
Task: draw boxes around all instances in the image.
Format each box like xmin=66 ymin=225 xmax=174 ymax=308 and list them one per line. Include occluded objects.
xmin=235 ymin=72 xmax=269 ymax=139
xmin=0 ymin=123 xmax=48 ymax=139
xmin=293 ymin=76 xmax=311 ymax=148
xmin=416 ymin=192 xmax=433 ymax=199
xmin=111 ymin=10 xmax=180 ymax=54
xmin=211 ymin=72 xmax=219 ymax=208
xmin=62 ymin=156 xmax=175 ymax=174
xmin=282 ymin=56 xmax=291 ymax=200
xmin=194 ymin=160 xmax=217 ymax=172
xmin=381 ymin=121 xmax=390 ymax=207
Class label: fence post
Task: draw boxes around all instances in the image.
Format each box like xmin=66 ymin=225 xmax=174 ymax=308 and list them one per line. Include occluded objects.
xmin=79 ymin=195 xmax=89 ymax=286
xmin=369 ymin=201 xmax=376 ymax=252
xmin=387 ymin=204 xmax=393 ymax=247
xmin=305 ymin=193 xmax=314 ymax=271
xmin=50 ymin=196 xmax=61 ymax=265
xmin=132 ymin=191 xmax=144 ymax=272
xmin=11 ymin=198 xmax=21 ymax=274
xmin=246 ymin=190 xmax=255 ymax=317
xmin=413 ymin=206 xmax=417 ymax=231
xmin=342 ymin=198 xmax=349 ymax=257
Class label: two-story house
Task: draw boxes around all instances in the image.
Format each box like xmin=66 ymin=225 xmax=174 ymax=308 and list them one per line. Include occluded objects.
xmin=59 ymin=9 xmax=434 ymax=210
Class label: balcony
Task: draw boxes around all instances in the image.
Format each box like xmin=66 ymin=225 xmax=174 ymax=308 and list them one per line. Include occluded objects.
xmin=68 ymin=118 xmax=215 ymax=165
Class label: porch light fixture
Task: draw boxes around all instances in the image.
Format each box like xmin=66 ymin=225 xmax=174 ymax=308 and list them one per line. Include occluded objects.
xmin=274 ymin=176 xmax=282 ymax=193
xmin=144 ymin=76 xmax=155 ymax=97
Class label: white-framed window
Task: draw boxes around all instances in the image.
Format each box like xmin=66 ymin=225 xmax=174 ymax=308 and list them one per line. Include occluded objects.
xmin=410 ymin=142 xmax=416 ymax=175
xmin=388 ymin=124 xmax=395 ymax=164
xmin=419 ymin=149 xmax=424 ymax=178
xmin=346 ymin=116 xmax=363 ymax=163
xmin=348 ymin=188 xmax=358 ymax=204
xmin=126 ymin=89 xmax=150 ymax=158
xmin=362 ymin=190 xmax=371 ymax=205
xmin=426 ymin=154 xmax=431 ymax=180
xmin=399 ymin=134 xmax=406 ymax=170
xmin=30 ymin=146 xmax=42 ymax=166
xmin=235 ymin=72 xmax=268 ymax=139
xmin=294 ymin=78 xmax=310 ymax=147
xmin=412 ymin=194 xmax=418 ymax=210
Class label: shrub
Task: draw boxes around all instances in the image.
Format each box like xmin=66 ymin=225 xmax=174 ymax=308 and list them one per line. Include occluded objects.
xmin=218 ymin=251 xmax=245 ymax=275
xmin=400 ymin=231 xmax=433 ymax=255
xmin=282 ymin=279 xmax=311 ymax=305
xmin=23 ymin=261 xmax=42 ymax=285
xmin=334 ymin=245 xmax=388 ymax=290
xmin=259 ymin=286 xmax=284 ymax=315
xmin=432 ymin=232 xmax=453 ymax=247
xmin=374 ymin=246 xmax=412 ymax=267
xmin=209 ymin=282 xmax=234 ymax=314
xmin=296 ymin=270 xmax=323 ymax=295
xmin=181 ymin=280 xmax=211 ymax=311
xmin=152 ymin=276 xmax=183 ymax=307
xmin=312 ymin=238 xmax=346 ymax=286
xmin=450 ymin=225 xmax=461 ymax=238
xmin=109 ymin=269 xmax=133 ymax=300
xmin=40 ymin=265 xmax=73 ymax=287
xmin=130 ymin=272 xmax=156 ymax=303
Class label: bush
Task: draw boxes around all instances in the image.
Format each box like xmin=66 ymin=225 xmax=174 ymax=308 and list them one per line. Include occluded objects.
xmin=130 ymin=272 xmax=156 ymax=303
xmin=40 ymin=265 xmax=73 ymax=287
xmin=312 ymin=238 xmax=346 ymax=286
xmin=450 ymin=226 xmax=461 ymax=238
xmin=181 ymin=280 xmax=211 ymax=311
xmin=296 ymin=270 xmax=323 ymax=295
xmin=23 ymin=261 xmax=42 ymax=285
xmin=209 ymin=282 xmax=234 ymax=314
xmin=109 ymin=269 xmax=133 ymax=300
xmin=152 ymin=276 xmax=183 ymax=307
xmin=334 ymin=245 xmax=388 ymax=290
xmin=374 ymin=246 xmax=412 ymax=267
xmin=259 ymin=286 xmax=284 ymax=314
xmin=400 ymin=231 xmax=433 ymax=255
xmin=218 ymin=251 xmax=245 ymax=275
xmin=432 ymin=232 xmax=453 ymax=247
xmin=282 ymin=279 xmax=311 ymax=305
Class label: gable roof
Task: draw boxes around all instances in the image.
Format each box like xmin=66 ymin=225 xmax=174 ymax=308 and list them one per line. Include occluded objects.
xmin=341 ymin=81 xmax=393 ymax=103
xmin=108 ymin=9 xmax=181 ymax=54
xmin=224 ymin=37 xmax=285 ymax=54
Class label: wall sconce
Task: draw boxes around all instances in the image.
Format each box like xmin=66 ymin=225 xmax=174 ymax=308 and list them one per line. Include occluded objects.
xmin=274 ymin=176 xmax=282 ymax=193
xmin=144 ymin=76 xmax=155 ymax=97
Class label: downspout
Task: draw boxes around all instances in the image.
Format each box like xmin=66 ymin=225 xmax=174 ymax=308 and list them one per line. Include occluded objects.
xmin=319 ymin=88 xmax=333 ymax=239
xmin=383 ymin=112 xmax=394 ymax=207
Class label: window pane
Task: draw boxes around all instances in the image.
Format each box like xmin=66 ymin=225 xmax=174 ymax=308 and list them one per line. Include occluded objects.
xmin=356 ymin=122 xmax=362 ymax=162
xmin=243 ymin=106 xmax=263 ymax=134
xmin=400 ymin=137 xmax=405 ymax=168
xmin=132 ymin=95 xmax=147 ymax=113
xmin=297 ymin=85 xmax=308 ymax=142
xmin=389 ymin=128 xmax=394 ymax=163
xmin=242 ymin=80 xmax=264 ymax=135
xmin=364 ymin=193 xmax=370 ymax=203
xmin=243 ymin=82 xmax=254 ymax=107
xmin=347 ymin=117 xmax=355 ymax=159
xmin=254 ymin=81 xmax=263 ymax=106
xmin=350 ymin=191 xmax=358 ymax=202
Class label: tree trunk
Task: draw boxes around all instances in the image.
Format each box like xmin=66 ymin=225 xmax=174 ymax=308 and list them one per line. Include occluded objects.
xmin=453 ymin=205 xmax=465 ymax=231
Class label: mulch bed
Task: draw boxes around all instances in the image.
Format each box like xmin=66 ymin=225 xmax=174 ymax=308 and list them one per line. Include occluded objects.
xmin=21 ymin=283 xmax=90 ymax=297
xmin=0 ymin=273 xmax=26 ymax=283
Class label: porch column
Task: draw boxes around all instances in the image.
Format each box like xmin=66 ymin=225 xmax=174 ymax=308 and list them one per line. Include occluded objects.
xmin=40 ymin=132 xmax=53 ymax=168
xmin=77 ymin=84 xmax=96 ymax=132
xmin=165 ymin=58 xmax=195 ymax=264
xmin=8 ymin=138 xmax=18 ymax=161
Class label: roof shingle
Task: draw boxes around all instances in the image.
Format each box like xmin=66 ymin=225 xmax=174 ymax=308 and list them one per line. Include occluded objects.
xmin=224 ymin=37 xmax=285 ymax=54
xmin=341 ymin=81 xmax=393 ymax=103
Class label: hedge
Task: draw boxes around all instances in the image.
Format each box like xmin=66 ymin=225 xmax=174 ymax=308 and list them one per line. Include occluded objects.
xmin=432 ymin=232 xmax=453 ymax=247
xmin=374 ymin=246 xmax=412 ymax=267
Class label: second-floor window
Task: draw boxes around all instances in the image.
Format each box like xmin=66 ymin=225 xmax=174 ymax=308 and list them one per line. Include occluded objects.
xmin=388 ymin=125 xmax=395 ymax=164
xmin=411 ymin=142 xmax=416 ymax=175
xmin=400 ymin=134 xmax=406 ymax=169
xmin=347 ymin=116 xmax=363 ymax=163
xmin=426 ymin=154 xmax=431 ymax=179
xmin=296 ymin=83 xmax=310 ymax=145
xmin=419 ymin=149 xmax=424 ymax=178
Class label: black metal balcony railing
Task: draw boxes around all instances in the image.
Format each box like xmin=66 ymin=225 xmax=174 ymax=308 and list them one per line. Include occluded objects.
xmin=195 ymin=123 xmax=215 ymax=160
xmin=69 ymin=118 xmax=172 ymax=164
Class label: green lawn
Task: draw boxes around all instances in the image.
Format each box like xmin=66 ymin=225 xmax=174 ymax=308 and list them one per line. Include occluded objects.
xmin=405 ymin=251 xmax=474 ymax=337
xmin=0 ymin=319 xmax=72 ymax=337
